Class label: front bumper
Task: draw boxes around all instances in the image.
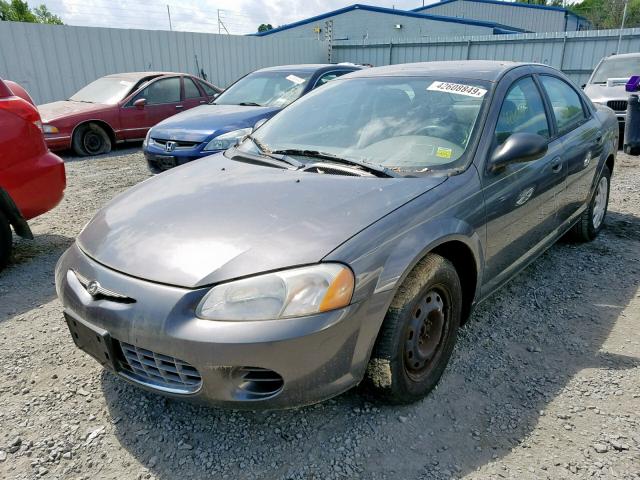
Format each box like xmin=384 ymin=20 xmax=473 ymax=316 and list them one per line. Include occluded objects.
xmin=44 ymin=134 xmax=71 ymax=151
xmin=55 ymin=243 xmax=392 ymax=409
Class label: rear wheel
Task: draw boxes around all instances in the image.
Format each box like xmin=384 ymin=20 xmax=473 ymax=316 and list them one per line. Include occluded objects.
xmin=0 ymin=210 xmax=12 ymax=271
xmin=72 ymin=123 xmax=112 ymax=156
xmin=567 ymin=165 xmax=611 ymax=242
xmin=365 ymin=253 xmax=462 ymax=404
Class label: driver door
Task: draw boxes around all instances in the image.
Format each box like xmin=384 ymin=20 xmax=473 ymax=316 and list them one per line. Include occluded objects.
xmin=120 ymin=76 xmax=183 ymax=140
xmin=481 ymin=75 xmax=567 ymax=293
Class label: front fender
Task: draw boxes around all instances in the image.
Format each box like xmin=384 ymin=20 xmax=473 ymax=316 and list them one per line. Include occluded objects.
xmin=325 ymin=167 xmax=486 ymax=305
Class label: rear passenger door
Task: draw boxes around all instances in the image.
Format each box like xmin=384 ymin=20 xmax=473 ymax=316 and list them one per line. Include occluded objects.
xmin=537 ymin=75 xmax=602 ymax=224
xmin=182 ymin=76 xmax=208 ymax=111
xmin=481 ymin=75 xmax=567 ymax=292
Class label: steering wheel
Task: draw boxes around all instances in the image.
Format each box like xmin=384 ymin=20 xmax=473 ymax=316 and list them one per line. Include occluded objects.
xmin=416 ymin=124 xmax=453 ymax=138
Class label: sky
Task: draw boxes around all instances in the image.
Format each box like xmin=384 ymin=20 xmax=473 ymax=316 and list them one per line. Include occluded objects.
xmin=38 ymin=0 xmax=441 ymax=34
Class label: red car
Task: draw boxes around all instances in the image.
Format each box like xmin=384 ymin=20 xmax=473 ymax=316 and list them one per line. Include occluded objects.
xmin=38 ymin=72 xmax=222 ymax=156
xmin=0 ymin=78 xmax=66 ymax=270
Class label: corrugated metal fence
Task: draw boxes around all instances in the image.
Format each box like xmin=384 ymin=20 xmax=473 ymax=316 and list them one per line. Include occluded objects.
xmin=0 ymin=22 xmax=328 ymax=104
xmin=333 ymin=28 xmax=640 ymax=86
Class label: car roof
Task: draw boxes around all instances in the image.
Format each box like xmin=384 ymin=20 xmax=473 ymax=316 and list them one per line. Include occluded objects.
xmin=342 ymin=60 xmax=527 ymax=82
xmin=103 ymin=72 xmax=182 ymax=81
xmin=255 ymin=64 xmax=360 ymax=74
xmin=603 ymin=53 xmax=640 ymax=60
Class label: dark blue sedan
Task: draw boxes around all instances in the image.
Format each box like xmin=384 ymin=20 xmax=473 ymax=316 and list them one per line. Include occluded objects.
xmin=143 ymin=64 xmax=361 ymax=173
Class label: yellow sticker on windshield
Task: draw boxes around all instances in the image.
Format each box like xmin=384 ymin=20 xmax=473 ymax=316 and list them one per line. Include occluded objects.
xmin=436 ymin=147 xmax=452 ymax=159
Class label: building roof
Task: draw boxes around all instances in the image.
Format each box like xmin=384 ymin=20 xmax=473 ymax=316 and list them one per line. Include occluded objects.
xmin=413 ymin=0 xmax=590 ymax=23
xmin=343 ymin=60 xmax=523 ymax=81
xmin=253 ymin=3 xmax=528 ymax=37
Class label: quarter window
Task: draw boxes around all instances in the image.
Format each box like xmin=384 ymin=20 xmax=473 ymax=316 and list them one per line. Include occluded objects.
xmin=197 ymin=79 xmax=219 ymax=96
xmin=495 ymin=77 xmax=550 ymax=146
xmin=184 ymin=78 xmax=202 ymax=99
xmin=315 ymin=71 xmax=349 ymax=87
xmin=539 ymin=76 xmax=587 ymax=136
xmin=136 ymin=77 xmax=181 ymax=105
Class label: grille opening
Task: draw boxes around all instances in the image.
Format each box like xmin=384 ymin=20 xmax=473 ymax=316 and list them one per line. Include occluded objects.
xmin=234 ymin=367 xmax=284 ymax=399
xmin=151 ymin=138 xmax=200 ymax=148
xmin=116 ymin=342 xmax=202 ymax=394
xmin=607 ymin=100 xmax=628 ymax=112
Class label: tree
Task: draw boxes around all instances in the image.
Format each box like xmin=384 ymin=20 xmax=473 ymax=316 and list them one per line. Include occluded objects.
xmin=0 ymin=0 xmax=63 ymax=24
xmin=570 ymin=0 xmax=640 ymax=29
xmin=257 ymin=23 xmax=273 ymax=33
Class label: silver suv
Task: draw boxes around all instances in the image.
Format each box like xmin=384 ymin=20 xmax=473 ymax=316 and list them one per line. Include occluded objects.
xmin=584 ymin=52 xmax=640 ymax=132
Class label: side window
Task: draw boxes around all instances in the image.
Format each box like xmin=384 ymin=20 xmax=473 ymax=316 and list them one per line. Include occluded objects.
xmin=539 ymin=75 xmax=587 ymax=136
xmin=184 ymin=78 xmax=202 ymax=99
xmin=137 ymin=77 xmax=180 ymax=105
xmin=197 ymin=79 xmax=219 ymax=96
xmin=495 ymin=77 xmax=550 ymax=146
xmin=315 ymin=71 xmax=349 ymax=88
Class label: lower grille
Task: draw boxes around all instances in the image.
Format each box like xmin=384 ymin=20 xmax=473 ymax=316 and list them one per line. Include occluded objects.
xmin=117 ymin=342 xmax=202 ymax=394
xmin=234 ymin=367 xmax=284 ymax=399
xmin=607 ymin=100 xmax=628 ymax=112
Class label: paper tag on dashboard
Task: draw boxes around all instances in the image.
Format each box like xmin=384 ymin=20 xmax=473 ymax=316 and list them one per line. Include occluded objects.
xmin=286 ymin=74 xmax=305 ymax=85
xmin=427 ymin=81 xmax=487 ymax=98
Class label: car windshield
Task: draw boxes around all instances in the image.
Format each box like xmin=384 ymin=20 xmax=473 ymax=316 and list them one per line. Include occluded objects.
xmin=70 ymin=77 xmax=137 ymax=104
xmin=591 ymin=56 xmax=640 ymax=83
xmin=213 ymin=71 xmax=311 ymax=108
xmin=237 ymin=76 xmax=490 ymax=173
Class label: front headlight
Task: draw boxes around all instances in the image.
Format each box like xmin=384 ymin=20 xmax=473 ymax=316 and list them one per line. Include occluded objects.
xmin=196 ymin=264 xmax=355 ymax=321
xmin=143 ymin=129 xmax=151 ymax=148
xmin=42 ymin=124 xmax=59 ymax=134
xmin=203 ymin=128 xmax=252 ymax=151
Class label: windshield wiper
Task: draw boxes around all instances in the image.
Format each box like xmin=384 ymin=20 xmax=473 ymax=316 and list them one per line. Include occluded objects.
xmin=245 ymin=136 xmax=303 ymax=168
xmin=237 ymin=102 xmax=262 ymax=107
xmin=271 ymin=149 xmax=398 ymax=178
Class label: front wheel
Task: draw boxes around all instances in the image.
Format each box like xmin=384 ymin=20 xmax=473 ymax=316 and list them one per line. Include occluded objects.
xmin=72 ymin=123 xmax=112 ymax=156
xmin=0 ymin=210 xmax=12 ymax=271
xmin=567 ymin=165 xmax=611 ymax=242
xmin=365 ymin=253 xmax=462 ymax=404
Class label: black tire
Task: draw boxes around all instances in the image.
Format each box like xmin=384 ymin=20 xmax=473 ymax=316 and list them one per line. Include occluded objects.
xmin=365 ymin=253 xmax=462 ymax=404
xmin=72 ymin=123 xmax=112 ymax=156
xmin=567 ymin=165 xmax=611 ymax=242
xmin=0 ymin=210 xmax=12 ymax=271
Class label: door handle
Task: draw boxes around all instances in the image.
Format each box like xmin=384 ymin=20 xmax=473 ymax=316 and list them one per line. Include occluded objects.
xmin=199 ymin=100 xmax=206 ymax=104
xmin=176 ymin=105 xmax=184 ymax=109
xmin=551 ymin=157 xmax=563 ymax=174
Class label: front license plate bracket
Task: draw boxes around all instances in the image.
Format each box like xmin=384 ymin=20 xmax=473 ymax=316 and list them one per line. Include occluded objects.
xmin=65 ymin=313 xmax=116 ymax=370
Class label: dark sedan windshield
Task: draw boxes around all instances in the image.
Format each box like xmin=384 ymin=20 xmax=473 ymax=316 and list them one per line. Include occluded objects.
xmin=70 ymin=77 xmax=137 ymax=104
xmin=238 ymin=76 xmax=490 ymax=172
xmin=214 ymin=71 xmax=311 ymax=108
xmin=591 ymin=56 xmax=640 ymax=83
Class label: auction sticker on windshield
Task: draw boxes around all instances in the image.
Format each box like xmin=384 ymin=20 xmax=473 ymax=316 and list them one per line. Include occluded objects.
xmin=286 ymin=74 xmax=305 ymax=85
xmin=427 ymin=81 xmax=487 ymax=98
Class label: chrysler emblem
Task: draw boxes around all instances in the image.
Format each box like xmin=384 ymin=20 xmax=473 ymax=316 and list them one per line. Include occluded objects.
xmin=86 ymin=280 xmax=100 ymax=296
xmin=165 ymin=141 xmax=177 ymax=152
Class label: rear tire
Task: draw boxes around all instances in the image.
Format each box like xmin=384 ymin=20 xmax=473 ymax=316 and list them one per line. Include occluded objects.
xmin=72 ymin=123 xmax=112 ymax=156
xmin=567 ymin=165 xmax=611 ymax=242
xmin=0 ymin=210 xmax=12 ymax=271
xmin=365 ymin=253 xmax=462 ymax=404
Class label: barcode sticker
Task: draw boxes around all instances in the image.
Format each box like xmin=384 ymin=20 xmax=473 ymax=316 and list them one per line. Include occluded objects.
xmin=286 ymin=74 xmax=305 ymax=85
xmin=427 ymin=81 xmax=487 ymax=98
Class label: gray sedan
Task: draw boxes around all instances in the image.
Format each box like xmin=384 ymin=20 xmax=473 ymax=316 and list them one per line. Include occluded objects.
xmin=56 ymin=61 xmax=617 ymax=409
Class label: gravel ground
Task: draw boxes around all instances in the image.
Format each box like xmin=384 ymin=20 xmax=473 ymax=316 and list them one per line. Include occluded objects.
xmin=0 ymin=147 xmax=638 ymax=480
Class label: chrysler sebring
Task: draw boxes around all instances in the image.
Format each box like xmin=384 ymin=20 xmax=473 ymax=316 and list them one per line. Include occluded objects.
xmin=56 ymin=61 xmax=617 ymax=409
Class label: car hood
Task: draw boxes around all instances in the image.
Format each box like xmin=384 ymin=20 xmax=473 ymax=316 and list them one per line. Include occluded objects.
xmin=38 ymin=100 xmax=109 ymax=123
xmin=584 ymin=83 xmax=628 ymax=104
xmin=150 ymin=104 xmax=281 ymax=143
xmin=78 ymin=154 xmax=446 ymax=288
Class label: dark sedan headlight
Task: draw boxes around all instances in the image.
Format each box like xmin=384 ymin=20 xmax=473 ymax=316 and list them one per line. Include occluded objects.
xmin=196 ymin=264 xmax=355 ymax=321
xmin=203 ymin=128 xmax=252 ymax=151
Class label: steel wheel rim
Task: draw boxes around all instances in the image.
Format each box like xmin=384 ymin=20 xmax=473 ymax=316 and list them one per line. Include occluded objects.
xmin=404 ymin=287 xmax=450 ymax=380
xmin=592 ymin=176 xmax=608 ymax=229
xmin=83 ymin=132 xmax=103 ymax=154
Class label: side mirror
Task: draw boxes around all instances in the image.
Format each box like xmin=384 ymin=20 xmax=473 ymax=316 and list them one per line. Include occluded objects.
xmin=133 ymin=98 xmax=147 ymax=109
xmin=490 ymin=133 xmax=548 ymax=172
xmin=253 ymin=118 xmax=268 ymax=132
